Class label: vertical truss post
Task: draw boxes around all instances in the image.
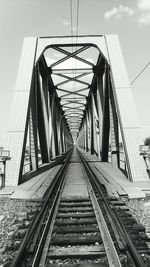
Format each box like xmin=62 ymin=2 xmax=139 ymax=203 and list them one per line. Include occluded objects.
xmin=48 ymin=93 xmax=53 ymax=159
xmin=57 ymin=107 xmax=61 ymax=154
xmin=101 ymin=66 xmax=110 ymax=161
xmin=89 ymin=99 xmax=94 ymax=155
xmin=51 ymin=93 xmax=59 ymax=158
xmin=63 ymin=124 xmax=67 ymax=152
xmin=84 ymin=120 xmax=86 ymax=150
xmin=109 ymin=74 xmax=120 ymax=168
xmin=66 ymin=126 xmax=69 ymax=151
xmin=92 ymin=88 xmax=100 ymax=158
xmin=85 ymin=112 xmax=89 ymax=152
xmin=36 ymin=67 xmax=49 ymax=163
xmin=29 ymin=75 xmax=39 ymax=171
xmin=59 ymin=111 xmax=65 ymax=154
xmin=88 ymin=109 xmax=91 ymax=152
xmin=82 ymin=124 xmax=85 ymax=150
xmin=91 ymin=91 xmax=98 ymax=156
xmin=62 ymin=117 xmax=66 ymax=152
xmin=42 ymin=71 xmax=51 ymax=156
xmin=86 ymin=108 xmax=90 ymax=152
xmin=56 ymin=99 xmax=61 ymax=155
xmin=96 ymin=74 xmax=104 ymax=160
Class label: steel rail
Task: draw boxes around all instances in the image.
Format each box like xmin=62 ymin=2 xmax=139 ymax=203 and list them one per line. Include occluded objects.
xmin=31 ymin=161 xmax=68 ymax=267
xmin=84 ymin=166 xmax=122 ymax=267
xmin=33 ymin=148 xmax=120 ymax=267
xmin=78 ymin=148 xmax=146 ymax=267
xmin=10 ymin=148 xmax=73 ymax=267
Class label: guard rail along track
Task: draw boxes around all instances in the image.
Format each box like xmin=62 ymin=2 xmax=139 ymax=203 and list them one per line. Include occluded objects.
xmin=9 ymin=147 xmax=150 ymax=267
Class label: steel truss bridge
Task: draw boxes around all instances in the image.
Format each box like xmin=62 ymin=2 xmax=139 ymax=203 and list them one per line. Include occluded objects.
xmin=4 ymin=35 xmax=149 ymax=186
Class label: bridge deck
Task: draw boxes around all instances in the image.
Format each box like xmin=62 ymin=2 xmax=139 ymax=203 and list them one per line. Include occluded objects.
xmin=0 ymin=165 xmax=62 ymax=200
xmin=0 ymin=149 xmax=149 ymax=200
xmin=62 ymin=149 xmax=89 ymax=198
xmin=78 ymin=148 xmax=149 ymax=198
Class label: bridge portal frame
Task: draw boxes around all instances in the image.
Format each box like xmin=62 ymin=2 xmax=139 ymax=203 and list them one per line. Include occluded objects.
xmin=4 ymin=35 xmax=149 ymax=186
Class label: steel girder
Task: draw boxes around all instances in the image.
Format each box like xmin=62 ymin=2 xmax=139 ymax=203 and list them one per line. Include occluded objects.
xmin=4 ymin=35 xmax=149 ymax=185
xmin=4 ymin=38 xmax=73 ymax=186
xmin=75 ymin=35 xmax=148 ymax=182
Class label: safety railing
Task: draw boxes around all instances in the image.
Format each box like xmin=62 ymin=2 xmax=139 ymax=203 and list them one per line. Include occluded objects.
xmin=108 ymin=151 xmax=126 ymax=171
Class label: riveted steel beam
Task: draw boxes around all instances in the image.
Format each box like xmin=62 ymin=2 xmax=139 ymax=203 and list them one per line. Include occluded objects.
xmin=5 ymin=35 xmax=149 ymax=186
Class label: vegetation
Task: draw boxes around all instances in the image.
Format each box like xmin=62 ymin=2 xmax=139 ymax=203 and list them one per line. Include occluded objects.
xmin=144 ymin=137 xmax=150 ymax=147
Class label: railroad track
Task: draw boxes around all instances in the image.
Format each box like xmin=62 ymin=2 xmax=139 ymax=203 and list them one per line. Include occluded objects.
xmin=9 ymin=148 xmax=150 ymax=267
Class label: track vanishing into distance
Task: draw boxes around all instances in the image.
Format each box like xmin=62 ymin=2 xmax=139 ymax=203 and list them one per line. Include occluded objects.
xmin=9 ymin=148 xmax=150 ymax=267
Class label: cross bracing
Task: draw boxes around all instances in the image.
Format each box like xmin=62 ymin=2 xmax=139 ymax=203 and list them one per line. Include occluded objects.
xmin=4 ymin=35 xmax=149 ymax=186
xmin=44 ymin=43 xmax=99 ymax=142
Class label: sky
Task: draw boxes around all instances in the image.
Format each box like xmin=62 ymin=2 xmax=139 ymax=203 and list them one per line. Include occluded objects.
xmin=0 ymin=0 xmax=150 ymax=145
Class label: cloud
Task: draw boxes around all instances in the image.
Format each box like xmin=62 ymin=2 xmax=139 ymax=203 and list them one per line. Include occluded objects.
xmin=138 ymin=12 xmax=150 ymax=25
xmin=104 ymin=1 xmax=150 ymax=26
xmin=137 ymin=0 xmax=150 ymax=11
xmin=104 ymin=4 xmax=135 ymax=20
xmin=62 ymin=19 xmax=70 ymax=27
xmin=104 ymin=7 xmax=118 ymax=19
xmin=137 ymin=0 xmax=150 ymax=25
xmin=72 ymin=26 xmax=77 ymax=32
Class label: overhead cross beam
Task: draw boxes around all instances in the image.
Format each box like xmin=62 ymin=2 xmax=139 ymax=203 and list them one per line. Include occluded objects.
xmin=51 ymin=45 xmax=94 ymax=68
xmin=55 ymin=73 xmax=90 ymax=87
xmin=52 ymin=68 xmax=92 ymax=74
xmin=4 ymin=35 xmax=149 ymax=187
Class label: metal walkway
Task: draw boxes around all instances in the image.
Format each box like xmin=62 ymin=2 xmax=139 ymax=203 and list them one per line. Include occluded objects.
xmin=0 ymin=148 xmax=149 ymax=200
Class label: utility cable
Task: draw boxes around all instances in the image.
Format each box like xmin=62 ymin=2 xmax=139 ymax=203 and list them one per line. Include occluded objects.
xmin=130 ymin=61 xmax=150 ymax=85
xmin=74 ymin=0 xmax=80 ymax=140
xmin=69 ymin=0 xmax=75 ymax=139
xmin=76 ymin=0 xmax=80 ymax=38
xmin=69 ymin=0 xmax=80 ymax=141
xmin=70 ymin=0 xmax=73 ymax=37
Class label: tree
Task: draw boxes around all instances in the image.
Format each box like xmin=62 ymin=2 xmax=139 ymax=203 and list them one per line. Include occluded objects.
xmin=144 ymin=137 xmax=150 ymax=147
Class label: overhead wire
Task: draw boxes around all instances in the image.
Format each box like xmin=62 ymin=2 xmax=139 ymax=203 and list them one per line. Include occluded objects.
xmin=130 ymin=61 xmax=150 ymax=85
xmin=70 ymin=0 xmax=73 ymax=38
xmin=74 ymin=0 xmax=80 ymax=141
xmin=76 ymin=0 xmax=80 ymax=38
xmin=69 ymin=2 xmax=150 ymax=140
xmin=69 ymin=0 xmax=74 ymax=138
xmin=69 ymin=0 xmax=80 ymax=141
xmin=70 ymin=0 xmax=75 ymax=139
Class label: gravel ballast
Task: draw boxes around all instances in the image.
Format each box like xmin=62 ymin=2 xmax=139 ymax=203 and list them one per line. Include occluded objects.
xmin=0 ymin=198 xmax=41 ymax=267
xmin=0 ymin=197 xmax=150 ymax=266
xmin=127 ymin=197 xmax=150 ymax=236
